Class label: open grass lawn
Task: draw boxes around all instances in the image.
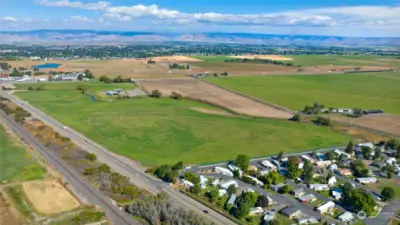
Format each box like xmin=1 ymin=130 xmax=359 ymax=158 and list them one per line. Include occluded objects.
xmin=0 ymin=123 xmax=46 ymax=182
xmin=15 ymin=82 xmax=352 ymax=166
xmin=206 ymin=72 xmax=400 ymax=114
xmin=286 ymin=55 xmax=400 ymax=67
xmin=372 ymin=179 xmax=400 ymax=199
xmin=191 ymin=55 xmax=234 ymax=62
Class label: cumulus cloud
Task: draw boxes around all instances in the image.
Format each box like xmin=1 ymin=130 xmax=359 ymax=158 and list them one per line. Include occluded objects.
xmin=35 ymin=2 xmax=400 ymax=29
xmin=38 ymin=0 xmax=109 ymax=10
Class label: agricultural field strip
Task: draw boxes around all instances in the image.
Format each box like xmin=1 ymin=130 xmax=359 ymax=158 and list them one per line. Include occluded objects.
xmin=0 ymin=90 xmax=236 ymax=225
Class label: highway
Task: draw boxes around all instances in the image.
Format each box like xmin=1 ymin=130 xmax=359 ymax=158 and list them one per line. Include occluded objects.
xmin=0 ymin=90 xmax=235 ymax=225
xmin=0 ymin=111 xmax=137 ymax=225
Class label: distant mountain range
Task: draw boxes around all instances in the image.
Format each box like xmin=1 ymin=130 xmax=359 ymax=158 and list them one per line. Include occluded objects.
xmin=1 ymin=29 xmax=399 ymax=46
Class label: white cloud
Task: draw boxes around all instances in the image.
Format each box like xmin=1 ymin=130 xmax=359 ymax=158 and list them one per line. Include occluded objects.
xmin=1 ymin=16 xmax=18 ymax=22
xmin=38 ymin=0 xmax=109 ymax=10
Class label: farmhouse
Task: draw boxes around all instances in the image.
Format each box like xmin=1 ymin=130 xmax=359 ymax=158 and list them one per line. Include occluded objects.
xmin=281 ymin=206 xmax=302 ymax=219
xmin=355 ymin=177 xmax=377 ymax=184
xmin=220 ymin=180 xmax=238 ymax=189
xmin=215 ymin=167 xmax=233 ymax=177
xmin=260 ymin=160 xmax=277 ymax=170
xmin=316 ymin=201 xmax=335 ymax=214
xmin=314 ymin=160 xmax=332 ymax=168
xmin=308 ymin=184 xmax=330 ymax=191
xmin=338 ymin=212 xmax=354 ymax=223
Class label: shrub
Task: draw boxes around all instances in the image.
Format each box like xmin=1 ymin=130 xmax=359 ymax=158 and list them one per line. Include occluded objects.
xmin=170 ymin=91 xmax=183 ymax=100
xmin=150 ymin=89 xmax=162 ymax=98
xmin=86 ymin=153 xmax=97 ymax=161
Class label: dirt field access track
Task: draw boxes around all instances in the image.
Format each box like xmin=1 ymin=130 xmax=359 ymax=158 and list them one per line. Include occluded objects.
xmin=138 ymin=78 xmax=292 ymax=119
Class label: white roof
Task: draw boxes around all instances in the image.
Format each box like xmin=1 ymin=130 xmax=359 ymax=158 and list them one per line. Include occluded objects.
xmin=339 ymin=212 xmax=354 ymax=221
xmin=261 ymin=160 xmax=277 ymax=168
xmin=220 ymin=180 xmax=238 ymax=189
xmin=200 ymin=175 xmax=207 ymax=185
xmin=182 ymin=179 xmax=194 ymax=188
xmin=309 ymin=184 xmax=329 ymax=188
xmin=356 ymin=177 xmax=377 ymax=181
xmin=218 ymin=189 xmax=227 ymax=196
xmin=317 ymin=201 xmax=335 ymax=211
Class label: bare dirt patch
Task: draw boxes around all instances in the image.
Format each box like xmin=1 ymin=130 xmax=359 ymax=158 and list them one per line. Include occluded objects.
xmin=22 ymin=181 xmax=80 ymax=214
xmin=148 ymin=56 xmax=203 ymax=62
xmin=0 ymin=193 xmax=26 ymax=225
xmin=138 ymin=78 xmax=292 ymax=119
xmin=190 ymin=107 xmax=233 ymax=117
xmin=331 ymin=114 xmax=400 ymax=136
xmin=230 ymin=54 xmax=294 ymax=61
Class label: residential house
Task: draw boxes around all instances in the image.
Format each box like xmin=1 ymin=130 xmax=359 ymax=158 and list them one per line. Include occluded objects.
xmin=220 ymin=180 xmax=238 ymax=189
xmin=328 ymin=176 xmax=337 ymax=186
xmin=316 ymin=201 xmax=335 ymax=214
xmin=291 ymin=188 xmax=306 ymax=198
xmin=386 ymin=157 xmax=397 ymax=166
xmin=316 ymin=153 xmax=327 ymax=161
xmin=298 ymin=194 xmax=317 ymax=203
xmin=333 ymin=108 xmax=354 ymax=114
xmin=336 ymin=168 xmax=352 ymax=176
xmin=338 ymin=212 xmax=354 ymax=223
xmin=271 ymin=183 xmax=285 ymax=192
xmin=301 ymin=154 xmax=314 ymax=162
xmin=244 ymin=175 xmax=264 ymax=186
xmin=215 ymin=167 xmax=233 ymax=177
xmin=342 ymin=159 xmax=352 ymax=167
xmin=371 ymin=161 xmax=385 ymax=169
xmin=357 ymin=142 xmax=374 ymax=149
xmin=212 ymin=179 xmax=220 ymax=187
xmin=181 ymin=179 xmax=194 ymax=188
xmin=281 ymin=206 xmax=302 ymax=219
xmin=263 ymin=210 xmax=276 ymax=223
xmin=308 ymin=184 xmax=330 ymax=191
xmin=334 ymin=149 xmax=351 ymax=158
xmin=261 ymin=160 xmax=277 ymax=170
xmin=355 ymin=177 xmax=377 ymax=184
xmin=328 ymin=164 xmax=338 ymax=171
xmin=226 ymin=194 xmax=237 ymax=206
xmin=314 ymin=160 xmax=332 ymax=168
xmin=218 ymin=189 xmax=227 ymax=197
xmin=228 ymin=164 xmax=243 ymax=176
xmin=363 ymin=109 xmax=384 ymax=115
xmin=296 ymin=216 xmax=319 ymax=225
xmin=199 ymin=175 xmax=207 ymax=189
xmin=248 ymin=165 xmax=258 ymax=171
xmin=243 ymin=188 xmax=255 ymax=193
xmin=249 ymin=207 xmax=264 ymax=216
xmin=332 ymin=191 xmax=342 ymax=200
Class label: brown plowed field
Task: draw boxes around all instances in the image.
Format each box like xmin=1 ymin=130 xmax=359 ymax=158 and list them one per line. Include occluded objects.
xmin=331 ymin=114 xmax=400 ymax=136
xmin=138 ymin=78 xmax=292 ymax=119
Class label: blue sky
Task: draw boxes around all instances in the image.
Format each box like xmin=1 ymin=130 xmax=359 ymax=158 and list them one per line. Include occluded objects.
xmin=1 ymin=0 xmax=399 ymax=36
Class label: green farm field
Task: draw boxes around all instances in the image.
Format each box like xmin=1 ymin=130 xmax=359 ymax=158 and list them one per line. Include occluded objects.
xmin=15 ymin=82 xmax=352 ymax=166
xmin=0 ymin=123 xmax=46 ymax=182
xmin=206 ymin=72 xmax=400 ymax=114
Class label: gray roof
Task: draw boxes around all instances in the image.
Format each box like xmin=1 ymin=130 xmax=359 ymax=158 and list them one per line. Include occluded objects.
xmin=227 ymin=194 xmax=237 ymax=205
xmin=281 ymin=206 xmax=301 ymax=216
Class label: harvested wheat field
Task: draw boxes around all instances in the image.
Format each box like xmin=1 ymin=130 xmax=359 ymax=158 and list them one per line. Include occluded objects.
xmin=5 ymin=59 xmax=189 ymax=78
xmin=148 ymin=56 xmax=203 ymax=62
xmin=331 ymin=114 xmax=400 ymax=136
xmin=231 ymin=54 xmax=294 ymax=61
xmin=22 ymin=181 xmax=80 ymax=214
xmin=138 ymin=78 xmax=292 ymax=119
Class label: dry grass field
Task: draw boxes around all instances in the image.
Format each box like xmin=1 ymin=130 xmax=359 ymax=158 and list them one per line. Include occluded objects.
xmin=147 ymin=55 xmax=203 ymax=62
xmin=5 ymin=59 xmax=189 ymax=78
xmin=22 ymin=181 xmax=80 ymax=214
xmin=0 ymin=194 xmax=25 ymax=225
xmin=331 ymin=114 xmax=400 ymax=136
xmin=230 ymin=54 xmax=294 ymax=61
xmin=138 ymin=78 xmax=292 ymax=119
